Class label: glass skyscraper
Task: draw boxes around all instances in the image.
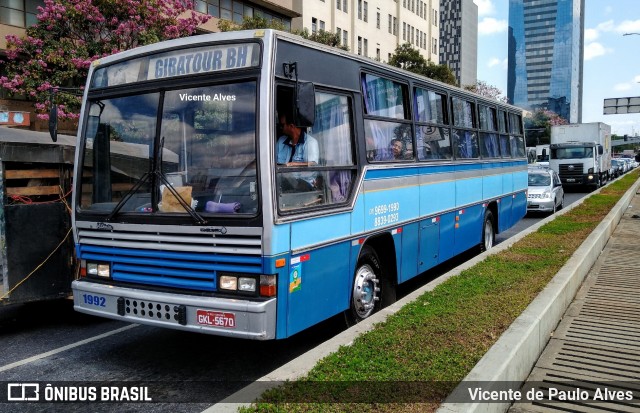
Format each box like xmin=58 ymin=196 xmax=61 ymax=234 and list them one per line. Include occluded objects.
xmin=507 ymin=0 xmax=584 ymax=123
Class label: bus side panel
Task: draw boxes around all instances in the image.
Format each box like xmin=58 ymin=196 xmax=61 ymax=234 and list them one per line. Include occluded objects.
xmin=512 ymin=190 xmax=527 ymax=224
xmin=498 ymin=195 xmax=514 ymax=232
xmin=417 ymin=219 xmax=439 ymax=275
xmin=453 ymin=204 xmax=484 ymax=255
xmin=455 ymin=166 xmax=482 ymax=208
xmin=269 ymin=225 xmax=292 ymax=339
xmin=285 ymin=242 xmax=351 ymax=337
xmin=290 ymin=213 xmax=351 ymax=250
xmin=399 ymin=222 xmax=420 ymax=283
xmin=482 ymin=163 xmax=504 ymax=200
xmin=363 ymin=182 xmax=418 ymax=232
xmin=438 ymin=211 xmax=456 ymax=263
xmin=420 ymin=180 xmax=456 ymax=217
xmin=268 ymin=223 xmax=291 ymax=255
xmin=513 ymin=167 xmax=528 ymax=192
xmin=502 ymin=169 xmax=514 ymax=199
xmin=351 ymin=192 xmax=366 ymax=234
xmin=512 ymin=166 xmax=528 ymax=224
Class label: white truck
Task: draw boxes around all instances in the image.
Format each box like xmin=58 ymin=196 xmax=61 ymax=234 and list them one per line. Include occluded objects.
xmin=549 ymin=122 xmax=611 ymax=190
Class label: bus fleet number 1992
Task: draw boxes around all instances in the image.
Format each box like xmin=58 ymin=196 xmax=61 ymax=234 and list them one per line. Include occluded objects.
xmin=82 ymin=294 xmax=106 ymax=307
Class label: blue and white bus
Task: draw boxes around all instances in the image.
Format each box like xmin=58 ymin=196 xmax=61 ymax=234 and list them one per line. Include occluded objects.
xmin=68 ymin=30 xmax=527 ymax=340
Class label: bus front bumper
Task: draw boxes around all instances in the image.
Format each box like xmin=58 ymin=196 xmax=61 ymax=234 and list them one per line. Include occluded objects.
xmin=72 ymin=280 xmax=277 ymax=340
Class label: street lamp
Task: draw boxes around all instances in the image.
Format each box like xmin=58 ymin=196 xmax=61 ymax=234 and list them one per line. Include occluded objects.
xmin=623 ymin=33 xmax=640 ymax=36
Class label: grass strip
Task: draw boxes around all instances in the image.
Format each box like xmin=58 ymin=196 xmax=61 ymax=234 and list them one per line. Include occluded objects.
xmin=241 ymin=171 xmax=640 ymax=413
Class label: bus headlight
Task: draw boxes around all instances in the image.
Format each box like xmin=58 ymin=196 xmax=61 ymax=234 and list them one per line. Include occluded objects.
xmin=238 ymin=277 xmax=257 ymax=292
xmin=86 ymin=262 xmax=110 ymax=278
xmin=219 ymin=275 xmax=238 ymax=291
xmin=218 ymin=273 xmax=276 ymax=297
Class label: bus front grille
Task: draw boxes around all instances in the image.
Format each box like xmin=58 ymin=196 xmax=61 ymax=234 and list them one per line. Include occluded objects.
xmin=76 ymin=225 xmax=262 ymax=291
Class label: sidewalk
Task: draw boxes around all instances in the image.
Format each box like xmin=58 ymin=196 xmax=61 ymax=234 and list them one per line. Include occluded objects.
xmin=509 ymin=186 xmax=640 ymax=412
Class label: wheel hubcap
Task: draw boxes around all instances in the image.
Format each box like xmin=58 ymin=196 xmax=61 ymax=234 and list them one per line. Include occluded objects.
xmin=352 ymin=264 xmax=380 ymax=319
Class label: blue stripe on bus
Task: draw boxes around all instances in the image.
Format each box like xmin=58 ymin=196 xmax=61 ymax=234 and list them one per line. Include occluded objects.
xmin=78 ymin=245 xmax=262 ymax=265
xmin=80 ymin=253 xmax=260 ymax=273
xmin=363 ymin=161 xmax=525 ymax=180
xmin=113 ymin=271 xmax=216 ymax=291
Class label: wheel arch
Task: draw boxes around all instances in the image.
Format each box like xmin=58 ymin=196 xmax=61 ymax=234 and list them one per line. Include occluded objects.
xmin=359 ymin=232 xmax=398 ymax=302
xmin=486 ymin=200 xmax=499 ymax=233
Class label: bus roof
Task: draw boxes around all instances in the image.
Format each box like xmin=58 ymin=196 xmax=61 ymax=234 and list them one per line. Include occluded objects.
xmin=89 ymin=29 xmax=523 ymax=113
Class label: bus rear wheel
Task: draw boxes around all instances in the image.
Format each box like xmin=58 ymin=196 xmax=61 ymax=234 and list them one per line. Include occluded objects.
xmin=346 ymin=246 xmax=386 ymax=325
xmin=480 ymin=210 xmax=495 ymax=253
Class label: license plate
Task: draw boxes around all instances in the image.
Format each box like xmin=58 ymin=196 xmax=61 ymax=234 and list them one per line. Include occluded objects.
xmin=567 ymin=178 xmax=576 ymax=182
xmin=196 ymin=310 xmax=236 ymax=328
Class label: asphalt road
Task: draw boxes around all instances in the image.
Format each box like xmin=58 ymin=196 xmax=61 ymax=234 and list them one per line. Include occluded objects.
xmin=0 ymin=191 xmax=586 ymax=413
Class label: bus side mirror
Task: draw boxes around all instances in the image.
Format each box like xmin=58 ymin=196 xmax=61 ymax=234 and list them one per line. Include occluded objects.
xmin=49 ymin=105 xmax=58 ymax=142
xmin=597 ymin=145 xmax=603 ymax=155
xmin=294 ymin=81 xmax=315 ymax=127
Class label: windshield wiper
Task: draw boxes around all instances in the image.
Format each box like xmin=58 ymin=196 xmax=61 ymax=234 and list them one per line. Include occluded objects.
xmin=104 ymin=170 xmax=207 ymax=225
xmin=106 ymin=136 xmax=207 ymax=225
xmin=105 ymin=171 xmax=152 ymax=222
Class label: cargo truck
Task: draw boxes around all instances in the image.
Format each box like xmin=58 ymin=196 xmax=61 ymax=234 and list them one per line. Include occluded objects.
xmin=549 ymin=122 xmax=611 ymax=190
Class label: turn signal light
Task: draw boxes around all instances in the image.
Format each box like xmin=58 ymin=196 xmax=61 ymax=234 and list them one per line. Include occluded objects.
xmin=260 ymin=274 xmax=277 ymax=297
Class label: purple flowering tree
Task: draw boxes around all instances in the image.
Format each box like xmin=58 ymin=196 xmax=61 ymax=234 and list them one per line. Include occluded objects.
xmin=464 ymin=80 xmax=509 ymax=103
xmin=0 ymin=0 xmax=210 ymax=123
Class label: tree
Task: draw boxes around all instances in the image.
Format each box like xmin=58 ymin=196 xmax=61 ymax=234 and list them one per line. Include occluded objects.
xmin=0 ymin=0 xmax=210 ymax=121
xmin=464 ymin=80 xmax=509 ymax=103
xmin=219 ymin=16 xmax=348 ymax=51
xmin=524 ymin=108 xmax=569 ymax=146
xmin=218 ymin=16 xmax=286 ymax=32
xmin=388 ymin=43 xmax=457 ymax=85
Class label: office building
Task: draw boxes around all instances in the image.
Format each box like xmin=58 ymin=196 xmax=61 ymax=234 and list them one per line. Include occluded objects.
xmin=292 ymin=0 xmax=439 ymax=63
xmin=507 ymin=0 xmax=584 ymax=123
xmin=439 ymin=0 xmax=478 ymax=87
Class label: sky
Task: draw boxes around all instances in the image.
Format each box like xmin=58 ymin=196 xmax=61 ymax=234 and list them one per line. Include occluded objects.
xmin=475 ymin=0 xmax=640 ymax=137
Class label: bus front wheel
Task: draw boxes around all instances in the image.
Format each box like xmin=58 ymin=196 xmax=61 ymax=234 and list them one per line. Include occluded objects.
xmin=480 ymin=210 xmax=495 ymax=253
xmin=346 ymin=246 xmax=385 ymax=325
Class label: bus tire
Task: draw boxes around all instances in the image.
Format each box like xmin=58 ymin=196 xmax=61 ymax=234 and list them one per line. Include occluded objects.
xmin=480 ymin=209 xmax=495 ymax=253
xmin=346 ymin=245 xmax=389 ymax=325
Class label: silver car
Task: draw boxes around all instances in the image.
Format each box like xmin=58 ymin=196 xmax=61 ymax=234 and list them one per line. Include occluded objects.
xmin=527 ymin=167 xmax=564 ymax=214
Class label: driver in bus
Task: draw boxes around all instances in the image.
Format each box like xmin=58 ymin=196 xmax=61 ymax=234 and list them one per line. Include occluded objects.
xmin=276 ymin=113 xmax=319 ymax=166
xmin=276 ymin=112 xmax=320 ymax=191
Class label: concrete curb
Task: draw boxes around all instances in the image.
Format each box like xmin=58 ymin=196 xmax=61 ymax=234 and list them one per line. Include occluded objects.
xmin=436 ymin=176 xmax=640 ymax=413
xmin=205 ymin=177 xmax=640 ymax=413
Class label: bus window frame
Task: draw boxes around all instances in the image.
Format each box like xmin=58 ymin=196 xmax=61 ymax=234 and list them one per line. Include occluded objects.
xmin=76 ymin=71 xmax=264 ymax=225
xmin=274 ymin=81 xmax=360 ymax=217
xmin=412 ymin=84 xmax=452 ymax=162
xmin=478 ymin=103 xmax=501 ymax=159
xmin=360 ymin=70 xmax=415 ymax=163
xmin=450 ymin=94 xmax=480 ymax=160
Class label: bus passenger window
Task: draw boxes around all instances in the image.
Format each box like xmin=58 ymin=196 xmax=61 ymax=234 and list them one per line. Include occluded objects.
xmin=364 ymin=120 xmax=413 ymax=162
xmin=416 ymin=125 xmax=452 ymax=160
xmin=453 ymin=129 xmax=479 ymax=159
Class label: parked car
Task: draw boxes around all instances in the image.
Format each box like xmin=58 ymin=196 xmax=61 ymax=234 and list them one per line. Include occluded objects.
xmin=527 ymin=166 xmax=564 ymax=215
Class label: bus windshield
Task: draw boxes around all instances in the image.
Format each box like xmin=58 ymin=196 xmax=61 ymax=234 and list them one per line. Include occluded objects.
xmin=79 ymin=81 xmax=258 ymax=217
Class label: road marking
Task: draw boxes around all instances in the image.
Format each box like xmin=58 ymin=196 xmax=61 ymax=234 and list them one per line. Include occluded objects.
xmin=0 ymin=324 xmax=138 ymax=373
